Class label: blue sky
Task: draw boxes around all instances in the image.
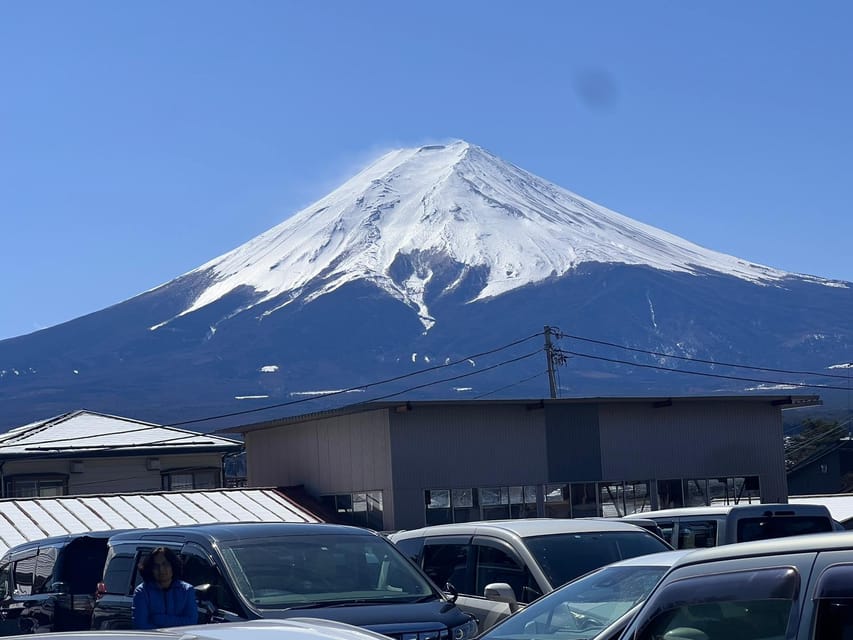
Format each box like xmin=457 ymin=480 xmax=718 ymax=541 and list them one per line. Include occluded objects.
xmin=2 ymin=1 xmax=851 ymax=340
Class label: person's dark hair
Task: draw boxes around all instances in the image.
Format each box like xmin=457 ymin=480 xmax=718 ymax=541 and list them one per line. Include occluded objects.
xmin=139 ymin=547 xmax=183 ymax=583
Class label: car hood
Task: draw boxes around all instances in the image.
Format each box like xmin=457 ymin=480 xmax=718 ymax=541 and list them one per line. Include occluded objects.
xmin=257 ymin=600 xmax=471 ymax=630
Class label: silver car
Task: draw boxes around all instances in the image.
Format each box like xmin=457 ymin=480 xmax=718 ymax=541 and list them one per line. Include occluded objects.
xmin=6 ymin=618 xmax=394 ymax=640
xmin=389 ymin=519 xmax=671 ymax=632
xmin=478 ymin=550 xmax=690 ymax=640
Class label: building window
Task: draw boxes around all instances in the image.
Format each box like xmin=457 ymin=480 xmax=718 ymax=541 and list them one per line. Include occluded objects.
xmin=599 ymin=481 xmax=652 ymax=517
xmin=4 ymin=475 xmax=67 ymax=498
xmin=426 ymin=486 xmax=538 ymax=524
xmin=321 ymin=491 xmax=384 ymax=530
xmin=161 ymin=468 xmax=219 ymax=491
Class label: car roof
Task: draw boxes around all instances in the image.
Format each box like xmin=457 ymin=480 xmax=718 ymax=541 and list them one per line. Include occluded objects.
xmin=4 ymin=528 xmax=137 ymax=557
xmin=390 ymin=517 xmax=651 ymax=540
xmin=624 ymin=506 xmax=735 ymax=518
xmin=107 ymin=521 xmax=376 ymax=544
xmin=21 ymin=617 xmax=394 ymax=640
xmin=602 ymin=548 xmax=694 ymax=568
xmin=670 ymin=529 xmax=853 ymax=568
xmin=626 ymin=502 xmax=832 ymax=520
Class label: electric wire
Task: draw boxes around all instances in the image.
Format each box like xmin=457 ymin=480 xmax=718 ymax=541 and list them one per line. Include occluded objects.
xmin=0 ymin=334 xmax=547 ymax=451
xmin=474 ymin=371 xmax=549 ymax=399
xmin=562 ymin=350 xmax=853 ymax=391
xmin=168 ymin=331 xmax=545 ymax=427
xmin=557 ymin=332 xmax=853 ymax=380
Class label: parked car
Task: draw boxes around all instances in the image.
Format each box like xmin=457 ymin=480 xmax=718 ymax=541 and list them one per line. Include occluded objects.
xmin=619 ymin=530 xmax=853 ymax=640
xmin=92 ymin=522 xmax=478 ymax=640
xmin=623 ymin=502 xmax=838 ymax=548
xmin=4 ymin=617 xmax=395 ymax=640
xmin=478 ymin=549 xmax=691 ymax=640
xmin=0 ymin=529 xmax=134 ymax=636
xmin=388 ymin=519 xmax=672 ymax=632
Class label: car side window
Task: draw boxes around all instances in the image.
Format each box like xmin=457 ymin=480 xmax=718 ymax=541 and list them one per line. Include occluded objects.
xmin=12 ymin=555 xmax=36 ymax=596
xmin=634 ymin=566 xmax=797 ymax=640
xmin=0 ymin=562 xmax=10 ymax=599
xmin=181 ymin=546 xmax=239 ymax=614
xmin=33 ymin=547 xmax=58 ymax=594
xmin=653 ymin=520 xmax=676 ymax=546
xmin=422 ymin=543 xmax=471 ymax=593
xmin=813 ymin=563 xmax=853 ymax=638
xmin=677 ymin=520 xmax=718 ymax=548
xmin=474 ymin=543 xmax=536 ymax=603
xmin=102 ymin=553 xmax=136 ymax=595
xmin=393 ymin=537 xmax=424 ymax=563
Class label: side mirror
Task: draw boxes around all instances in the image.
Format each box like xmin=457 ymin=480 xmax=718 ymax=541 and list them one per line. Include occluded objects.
xmin=444 ymin=581 xmax=459 ymax=603
xmin=484 ymin=582 xmax=520 ymax=613
xmin=49 ymin=581 xmax=70 ymax=594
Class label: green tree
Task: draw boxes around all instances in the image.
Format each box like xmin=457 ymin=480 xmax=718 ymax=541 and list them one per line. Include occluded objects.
xmin=785 ymin=418 xmax=845 ymax=470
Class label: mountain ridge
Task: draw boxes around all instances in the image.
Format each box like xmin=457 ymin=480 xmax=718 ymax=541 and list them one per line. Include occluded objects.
xmin=146 ymin=140 xmax=846 ymax=334
xmin=1 ymin=140 xmax=850 ymax=430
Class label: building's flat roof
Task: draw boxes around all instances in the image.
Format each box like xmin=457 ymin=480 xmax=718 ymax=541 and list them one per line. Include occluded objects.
xmin=224 ymin=395 xmax=821 ymax=435
xmin=0 ymin=487 xmax=321 ymax=558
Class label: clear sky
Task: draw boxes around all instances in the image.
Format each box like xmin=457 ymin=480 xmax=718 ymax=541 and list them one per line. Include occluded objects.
xmin=2 ymin=1 xmax=851 ymax=340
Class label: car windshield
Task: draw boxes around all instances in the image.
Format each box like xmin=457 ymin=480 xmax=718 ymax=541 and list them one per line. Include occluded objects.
xmin=218 ymin=533 xmax=438 ymax=609
xmin=524 ymin=532 xmax=670 ymax=588
xmin=482 ymin=564 xmax=670 ymax=640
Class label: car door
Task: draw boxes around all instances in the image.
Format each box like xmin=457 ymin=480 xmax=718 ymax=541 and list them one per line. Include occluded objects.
xmin=5 ymin=549 xmax=38 ymax=634
xmin=623 ymin=552 xmax=814 ymax=640
xmin=181 ymin=542 xmax=246 ymax=623
xmin=467 ymin=536 xmax=541 ymax=633
xmin=801 ymin=550 xmax=853 ymax=638
xmin=92 ymin=544 xmax=139 ymax=630
xmin=0 ymin=560 xmax=19 ymax=636
xmin=20 ymin=545 xmax=61 ymax=633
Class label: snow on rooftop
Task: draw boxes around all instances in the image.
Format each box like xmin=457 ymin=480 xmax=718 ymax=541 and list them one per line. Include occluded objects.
xmin=0 ymin=410 xmax=240 ymax=455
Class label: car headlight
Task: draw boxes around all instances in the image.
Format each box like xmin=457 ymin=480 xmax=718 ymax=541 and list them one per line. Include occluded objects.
xmin=451 ymin=617 xmax=478 ymax=640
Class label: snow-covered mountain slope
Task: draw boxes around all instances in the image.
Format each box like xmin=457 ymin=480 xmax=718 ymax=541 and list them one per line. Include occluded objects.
xmin=151 ymin=140 xmax=844 ymax=332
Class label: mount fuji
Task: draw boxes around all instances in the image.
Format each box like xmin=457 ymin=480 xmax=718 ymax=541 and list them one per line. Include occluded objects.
xmin=1 ymin=141 xmax=851 ymax=430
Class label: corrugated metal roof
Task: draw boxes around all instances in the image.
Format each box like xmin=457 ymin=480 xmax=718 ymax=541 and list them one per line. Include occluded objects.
xmin=0 ymin=409 xmax=242 ymax=456
xmin=0 ymin=488 xmax=321 ymax=557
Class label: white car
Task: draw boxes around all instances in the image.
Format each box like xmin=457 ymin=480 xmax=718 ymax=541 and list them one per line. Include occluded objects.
xmin=5 ymin=618 xmax=394 ymax=640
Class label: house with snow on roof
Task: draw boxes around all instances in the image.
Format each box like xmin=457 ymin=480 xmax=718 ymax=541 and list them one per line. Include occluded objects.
xmin=0 ymin=410 xmax=243 ymax=498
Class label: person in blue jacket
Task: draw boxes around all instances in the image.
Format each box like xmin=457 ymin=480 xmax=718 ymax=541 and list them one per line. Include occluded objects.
xmin=132 ymin=546 xmax=198 ymax=629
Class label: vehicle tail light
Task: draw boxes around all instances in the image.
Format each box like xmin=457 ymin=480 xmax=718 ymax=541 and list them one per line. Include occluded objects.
xmin=95 ymin=582 xmax=107 ymax=600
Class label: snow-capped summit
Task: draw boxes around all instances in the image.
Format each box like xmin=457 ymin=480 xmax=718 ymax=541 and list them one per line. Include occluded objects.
xmin=154 ymin=140 xmax=839 ymax=331
xmin=3 ymin=141 xmax=851 ymax=430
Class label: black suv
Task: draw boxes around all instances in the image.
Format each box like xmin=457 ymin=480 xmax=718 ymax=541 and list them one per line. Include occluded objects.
xmin=0 ymin=529 xmax=131 ymax=635
xmin=92 ymin=522 xmax=478 ymax=639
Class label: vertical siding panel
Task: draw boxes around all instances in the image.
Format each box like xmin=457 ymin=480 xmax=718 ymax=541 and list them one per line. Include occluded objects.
xmin=599 ymin=401 xmax=787 ymax=501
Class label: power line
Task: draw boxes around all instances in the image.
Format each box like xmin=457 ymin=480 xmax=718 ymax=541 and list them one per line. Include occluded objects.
xmin=168 ymin=331 xmax=545 ymax=427
xmin=345 ymin=350 xmax=543 ymax=407
xmin=473 ymin=371 xmax=549 ymax=399
xmin=557 ymin=332 xmax=853 ymax=381
xmin=562 ymin=350 xmax=853 ymax=391
xmin=0 ymin=332 xmax=546 ymax=451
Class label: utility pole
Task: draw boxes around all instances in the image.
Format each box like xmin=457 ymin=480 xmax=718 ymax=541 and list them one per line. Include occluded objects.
xmin=544 ymin=325 xmax=558 ymax=399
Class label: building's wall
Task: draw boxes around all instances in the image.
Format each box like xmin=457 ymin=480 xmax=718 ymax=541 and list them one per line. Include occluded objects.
xmin=544 ymin=403 xmax=602 ymax=481
xmin=597 ymin=401 xmax=788 ymax=502
xmin=2 ymin=453 xmax=225 ymax=496
xmin=788 ymin=453 xmax=842 ymax=495
xmin=245 ymin=409 xmax=394 ymax=526
xmin=388 ymin=404 xmax=548 ymax=529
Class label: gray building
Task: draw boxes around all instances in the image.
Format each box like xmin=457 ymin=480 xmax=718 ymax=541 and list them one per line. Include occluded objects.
xmin=227 ymin=395 xmax=819 ymax=531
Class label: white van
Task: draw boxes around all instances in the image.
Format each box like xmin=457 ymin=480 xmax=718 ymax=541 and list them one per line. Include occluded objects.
xmin=624 ymin=502 xmax=838 ymax=549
